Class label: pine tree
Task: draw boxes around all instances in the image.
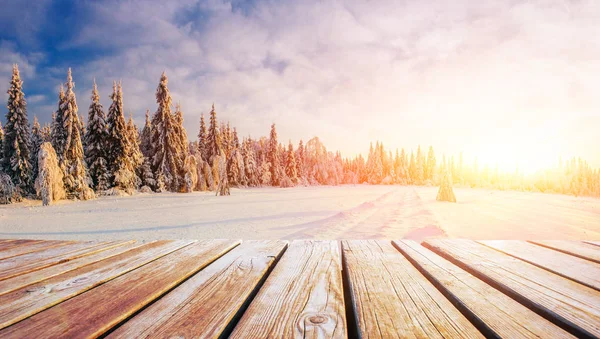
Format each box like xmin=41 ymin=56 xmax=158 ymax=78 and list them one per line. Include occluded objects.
xmin=206 ymin=104 xmax=222 ymax=166
xmin=106 ymin=81 xmax=136 ymax=192
xmin=437 ymin=169 xmax=456 ymax=202
xmin=0 ymin=122 xmax=4 ymax=166
xmin=59 ymin=68 xmax=92 ymax=199
xmin=296 ymin=139 xmax=305 ymax=181
xmin=150 ymin=72 xmax=183 ymax=192
xmin=426 ymin=146 xmax=436 ymax=182
xmin=140 ymin=110 xmax=153 ymax=158
xmin=268 ymin=123 xmax=281 ymax=186
xmin=2 ymin=64 xmax=33 ymax=192
xmin=127 ymin=114 xmax=144 ymax=187
xmin=35 ymin=142 xmax=65 ymax=205
xmin=242 ymin=138 xmax=258 ymax=186
xmin=285 ymin=141 xmax=298 ymax=184
xmin=52 ymin=86 xmax=67 ymax=162
xmin=30 ymin=116 xmax=43 ymax=184
xmin=84 ymin=81 xmax=110 ymax=191
xmin=173 ymin=103 xmax=189 ymax=169
xmin=197 ymin=113 xmax=208 ymax=162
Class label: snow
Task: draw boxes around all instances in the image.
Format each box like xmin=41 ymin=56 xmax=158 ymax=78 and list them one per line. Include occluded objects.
xmin=0 ymin=185 xmax=599 ymax=241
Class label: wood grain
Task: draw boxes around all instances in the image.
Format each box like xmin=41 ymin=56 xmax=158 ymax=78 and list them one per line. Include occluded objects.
xmin=0 ymin=239 xmax=239 ymax=338
xmin=343 ymin=240 xmax=482 ymax=339
xmin=529 ymin=240 xmax=600 ymax=264
xmin=0 ymin=240 xmax=192 ymax=329
xmin=0 ymin=240 xmax=44 ymax=251
xmin=231 ymin=240 xmax=346 ymax=339
xmin=0 ymin=240 xmax=133 ymax=281
xmin=0 ymin=241 xmax=143 ymax=296
xmin=480 ymin=240 xmax=600 ymax=291
xmin=425 ymin=239 xmax=600 ymax=338
xmin=0 ymin=240 xmax=72 ymax=260
xmin=394 ymin=240 xmax=574 ymax=338
xmin=110 ymin=240 xmax=286 ymax=338
xmin=584 ymin=241 xmax=600 ymax=247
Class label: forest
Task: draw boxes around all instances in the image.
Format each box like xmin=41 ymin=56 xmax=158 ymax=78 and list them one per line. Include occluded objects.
xmin=1 ymin=64 xmax=599 ymax=205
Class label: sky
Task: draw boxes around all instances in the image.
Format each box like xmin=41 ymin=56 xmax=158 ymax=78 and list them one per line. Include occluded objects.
xmin=1 ymin=0 xmax=599 ymax=170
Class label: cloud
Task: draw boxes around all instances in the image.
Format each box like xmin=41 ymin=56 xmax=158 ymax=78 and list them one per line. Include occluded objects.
xmin=1 ymin=0 xmax=600 ymax=166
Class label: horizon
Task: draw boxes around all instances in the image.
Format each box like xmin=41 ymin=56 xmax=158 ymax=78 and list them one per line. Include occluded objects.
xmin=1 ymin=0 xmax=599 ymax=170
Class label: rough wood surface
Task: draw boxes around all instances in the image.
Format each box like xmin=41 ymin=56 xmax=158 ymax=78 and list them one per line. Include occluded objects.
xmin=0 ymin=239 xmax=239 ymax=338
xmin=480 ymin=240 xmax=600 ymax=291
xmin=584 ymin=241 xmax=600 ymax=247
xmin=343 ymin=240 xmax=482 ymax=339
xmin=231 ymin=240 xmax=346 ymax=339
xmin=110 ymin=240 xmax=286 ymax=338
xmin=394 ymin=240 xmax=574 ymax=338
xmin=0 ymin=240 xmax=43 ymax=251
xmin=0 ymin=241 xmax=143 ymax=296
xmin=425 ymin=239 xmax=600 ymax=338
xmin=0 ymin=240 xmax=72 ymax=260
xmin=0 ymin=240 xmax=192 ymax=329
xmin=0 ymin=240 xmax=132 ymax=281
xmin=529 ymin=240 xmax=600 ymax=264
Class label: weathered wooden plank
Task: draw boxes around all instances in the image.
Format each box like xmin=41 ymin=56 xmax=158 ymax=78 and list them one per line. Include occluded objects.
xmin=0 ymin=240 xmax=43 ymax=251
xmin=394 ymin=240 xmax=574 ymax=338
xmin=0 ymin=239 xmax=193 ymax=329
xmin=343 ymin=240 xmax=482 ymax=339
xmin=0 ymin=239 xmax=240 ymax=338
xmin=0 ymin=241 xmax=143 ymax=296
xmin=425 ymin=239 xmax=600 ymax=338
xmin=480 ymin=240 xmax=600 ymax=291
xmin=529 ymin=240 xmax=600 ymax=264
xmin=231 ymin=240 xmax=346 ymax=339
xmin=584 ymin=241 xmax=600 ymax=247
xmin=110 ymin=240 xmax=286 ymax=338
xmin=0 ymin=240 xmax=72 ymax=260
xmin=0 ymin=240 xmax=133 ymax=281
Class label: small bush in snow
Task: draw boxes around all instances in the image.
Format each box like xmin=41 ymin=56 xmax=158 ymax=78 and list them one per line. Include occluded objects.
xmin=139 ymin=185 xmax=153 ymax=194
xmin=0 ymin=172 xmax=18 ymax=204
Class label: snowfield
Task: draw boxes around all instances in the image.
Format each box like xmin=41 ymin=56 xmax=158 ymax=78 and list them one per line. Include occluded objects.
xmin=1 ymin=185 xmax=599 ymax=241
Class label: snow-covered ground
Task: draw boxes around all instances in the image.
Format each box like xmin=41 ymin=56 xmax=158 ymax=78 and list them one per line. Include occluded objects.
xmin=1 ymin=185 xmax=599 ymax=241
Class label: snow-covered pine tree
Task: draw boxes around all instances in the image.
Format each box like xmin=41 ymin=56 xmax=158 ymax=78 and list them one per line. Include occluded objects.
xmin=52 ymin=86 xmax=67 ymax=161
xmin=197 ymin=114 xmax=208 ymax=162
xmin=173 ymin=103 xmax=190 ymax=189
xmin=30 ymin=116 xmax=43 ymax=184
xmin=127 ymin=114 xmax=144 ymax=188
xmin=150 ymin=72 xmax=182 ymax=192
xmin=41 ymin=122 xmax=51 ymax=142
xmin=106 ymin=81 xmax=136 ymax=193
xmin=437 ymin=169 xmax=456 ymax=202
xmin=183 ymin=154 xmax=198 ymax=193
xmin=2 ymin=64 xmax=33 ymax=193
xmin=268 ymin=123 xmax=281 ymax=186
xmin=60 ymin=68 xmax=93 ymax=200
xmin=84 ymin=81 xmax=110 ymax=191
xmin=206 ymin=104 xmax=222 ymax=167
xmin=426 ymin=146 xmax=436 ymax=182
xmin=242 ymin=138 xmax=259 ymax=186
xmin=285 ymin=140 xmax=298 ymax=184
xmin=232 ymin=127 xmax=240 ymax=150
xmin=295 ymin=139 xmax=305 ymax=181
xmin=0 ymin=122 xmax=4 ymax=167
xmin=35 ymin=142 xmax=65 ymax=205
xmin=140 ymin=110 xmax=153 ymax=158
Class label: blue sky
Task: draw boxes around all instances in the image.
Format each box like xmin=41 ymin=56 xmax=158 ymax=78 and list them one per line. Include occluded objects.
xmin=1 ymin=0 xmax=599 ymax=169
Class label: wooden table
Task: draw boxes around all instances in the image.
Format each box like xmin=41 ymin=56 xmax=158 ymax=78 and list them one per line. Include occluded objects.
xmin=0 ymin=238 xmax=598 ymax=338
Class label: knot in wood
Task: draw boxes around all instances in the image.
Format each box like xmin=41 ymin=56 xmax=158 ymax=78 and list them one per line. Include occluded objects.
xmin=308 ymin=315 xmax=328 ymax=324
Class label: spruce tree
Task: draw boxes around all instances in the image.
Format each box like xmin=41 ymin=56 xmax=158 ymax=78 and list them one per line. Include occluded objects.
xmin=268 ymin=123 xmax=280 ymax=186
xmin=140 ymin=110 xmax=153 ymax=158
xmin=150 ymin=72 xmax=182 ymax=192
xmin=2 ymin=64 xmax=33 ymax=192
xmin=0 ymin=122 xmax=4 ymax=167
xmin=173 ymin=103 xmax=189 ymax=162
xmin=127 ymin=114 xmax=144 ymax=187
xmin=197 ymin=114 xmax=208 ymax=162
xmin=31 ymin=116 xmax=43 ymax=184
xmin=285 ymin=141 xmax=298 ymax=184
xmin=52 ymin=86 xmax=67 ymax=161
xmin=84 ymin=81 xmax=110 ymax=191
xmin=296 ymin=139 xmax=305 ymax=180
xmin=106 ymin=81 xmax=136 ymax=192
xmin=60 ymin=68 xmax=92 ymax=199
xmin=206 ymin=104 xmax=222 ymax=166
xmin=426 ymin=146 xmax=436 ymax=182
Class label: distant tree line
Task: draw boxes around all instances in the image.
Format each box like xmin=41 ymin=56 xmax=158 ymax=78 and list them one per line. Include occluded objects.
xmin=0 ymin=64 xmax=599 ymax=204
